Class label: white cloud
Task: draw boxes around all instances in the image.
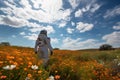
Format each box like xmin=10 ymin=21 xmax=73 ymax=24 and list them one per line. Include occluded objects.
xmin=19 ymin=0 xmax=32 ymax=8
xmin=74 ymin=1 xmax=101 ymax=17
xmin=62 ymin=37 xmax=81 ymax=50
xmin=59 ymin=21 xmax=67 ymax=28
xmin=7 ymin=0 xmax=15 ymax=4
xmin=76 ymin=22 xmax=94 ymax=33
xmin=71 ymin=21 xmax=75 ymax=26
xmin=61 ymin=37 xmax=102 ymax=50
xmin=26 ymin=22 xmax=40 ymax=28
xmin=68 ymin=0 xmax=81 ymax=9
xmin=30 ymin=0 xmax=41 ymax=9
xmin=86 ymin=0 xmax=101 ymax=13
xmin=0 ymin=0 xmax=71 ymax=28
xmin=12 ymin=35 xmax=16 ymax=38
xmin=29 ymin=0 xmax=71 ymax=23
xmin=90 ymin=3 xmax=101 ymax=13
xmin=20 ymin=32 xmax=26 ymax=35
xmin=29 ymin=25 xmax=55 ymax=34
xmin=67 ymin=28 xmax=74 ymax=34
xmin=113 ymin=22 xmax=120 ymax=30
xmin=0 ymin=15 xmax=28 ymax=28
xmin=23 ymin=33 xmax=59 ymax=43
xmin=104 ymin=5 xmax=120 ymax=18
xmin=0 ymin=15 xmax=45 ymax=29
xmin=51 ymin=38 xmax=59 ymax=44
xmin=75 ymin=9 xmax=82 ymax=17
xmin=44 ymin=26 xmax=55 ymax=34
xmin=102 ymin=31 xmax=120 ymax=47
xmin=24 ymin=33 xmax=38 ymax=41
xmin=60 ymin=34 xmax=64 ymax=37
xmin=0 ymin=0 xmax=100 ymax=33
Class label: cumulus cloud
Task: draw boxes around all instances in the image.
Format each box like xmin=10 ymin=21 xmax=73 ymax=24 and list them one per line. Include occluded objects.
xmin=20 ymin=0 xmax=71 ymax=22
xmin=0 ymin=0 xmax=71 ymax=29
xmin=20 ymin=32 xmax=26 ymax=35
xmin=76 ymin=22 xmax=94 ymax=33
xmin=12 ymin=35 xmax=16 ymax=38
xmin=104 ymin=5 xmax=120 ymax=18
xmin=24 ymin=33 xmax=38 ymax=41
xmin=24 ymin=33 xmax=59 ymax=43
xmin=29 ymin=25 xmax=55 ymax=34
xmin=0 ymin=15 xmax=55 ymax=35
xmin=71 ymin=21 xmax=75 ymax=26
xmin=74 ymin=0 xmax=101 ymax=17
xmin=0 ymin=0 xmax=101 ymax=31
xmin=113 ymin=22 xmax=120 ymax=30
xmin=59 ymin=21 xmax=67 ymax=28
xmin=60 ymin=34 xmax=64 ymax=37
xmin=75 ymin=9 xmax=83 ymax=17
xmin=102 ymin=31 xmax=120 ymax=47
xmin=68 ymin=0 xmax=81 ymax=9
xmin=19 ymin=0 xmax=32 ymax=8
xmin=61 ymin=37 xmax=102 ymax=50
xmin=67 ymin=28 xmax=74 ymax=34
xmin=88 ymin=0 xmax=101 ymax=13
xmin=51 ymin=38 xmax=59 ymax=44
xmin=90 ymin=3 xmax=101 ymax=13
xmin=0 ymin=15 xmax=28 ymax=28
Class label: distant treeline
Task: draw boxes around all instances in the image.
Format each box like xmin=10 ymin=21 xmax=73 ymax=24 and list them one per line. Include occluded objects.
xmin=0 ymin=42 xmax=119 ymax=51
xmin=0 ymin=42 xmax=10 ymax=46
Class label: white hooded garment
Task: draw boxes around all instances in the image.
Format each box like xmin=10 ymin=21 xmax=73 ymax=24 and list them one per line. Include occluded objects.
xmin=35 ymin=34 xmax=53 ymax=60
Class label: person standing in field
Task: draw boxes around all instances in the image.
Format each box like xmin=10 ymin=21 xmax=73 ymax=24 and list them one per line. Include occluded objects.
xmin=34 ymin=30 xmax=53 ymax=69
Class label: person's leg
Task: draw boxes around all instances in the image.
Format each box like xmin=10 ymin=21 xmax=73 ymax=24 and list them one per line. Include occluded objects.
xmin=37 ymin=47 xmax=45 ymax=67
xmin=42 ymin=47 xmax=49 ymax=69
xmin=42 ymin=58 xmax=49 ymax=69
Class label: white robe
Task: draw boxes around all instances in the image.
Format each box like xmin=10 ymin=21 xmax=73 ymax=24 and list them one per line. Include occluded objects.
xmin=34 ymin=34 xmax=53 ymax=60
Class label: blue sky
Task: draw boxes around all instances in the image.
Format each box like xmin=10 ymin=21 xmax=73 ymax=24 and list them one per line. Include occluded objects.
xmin=0 ymin=0 xmax=120 ymax=50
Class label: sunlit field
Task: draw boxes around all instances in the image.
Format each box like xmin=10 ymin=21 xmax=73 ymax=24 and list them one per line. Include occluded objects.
xmin=0 ymin=46 xmax=120 ymax=80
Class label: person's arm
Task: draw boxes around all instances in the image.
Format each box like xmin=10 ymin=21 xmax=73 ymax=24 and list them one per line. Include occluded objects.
xmin=34 ymin=38 xmax=39 ymax=53
xmin=48 ymin=37 xmax=53 ymax=55
xmin=44 ymin=37 xmax=53 ymax=55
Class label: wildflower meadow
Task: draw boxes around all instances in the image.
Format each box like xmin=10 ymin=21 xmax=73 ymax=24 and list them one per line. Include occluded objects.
xmin=0 ymin=46 xmax=120 ymax=80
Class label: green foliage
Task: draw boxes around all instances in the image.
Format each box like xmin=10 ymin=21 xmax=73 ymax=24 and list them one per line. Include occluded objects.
xmin=0 ymin=42 xmax=10 ymax=46
xmin=75 ymin=53 xmax=94 ymax=61
xmin=99 ymin=44 xmax=113 ymax=50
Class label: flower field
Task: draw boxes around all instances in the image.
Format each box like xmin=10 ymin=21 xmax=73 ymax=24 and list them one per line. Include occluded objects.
xmin=0 ymin=46 xmax=120 ymax=80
